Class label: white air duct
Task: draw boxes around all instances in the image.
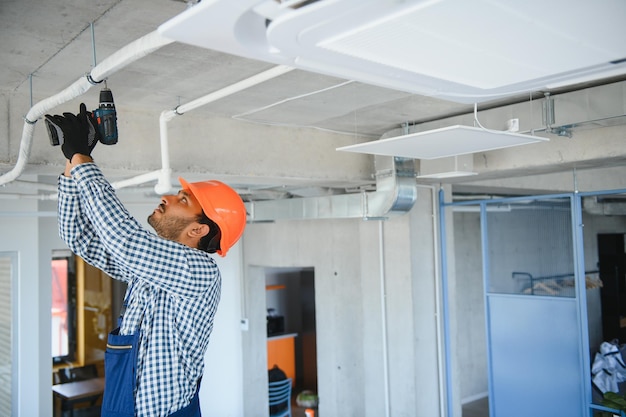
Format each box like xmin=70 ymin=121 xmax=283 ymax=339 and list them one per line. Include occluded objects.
xmin=246 ymin=156 xmax=417 ymax=221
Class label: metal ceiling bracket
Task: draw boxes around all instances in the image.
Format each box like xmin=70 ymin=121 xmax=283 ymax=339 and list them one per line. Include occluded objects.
xmin=542 ymin=92 xmax=555 ymax=134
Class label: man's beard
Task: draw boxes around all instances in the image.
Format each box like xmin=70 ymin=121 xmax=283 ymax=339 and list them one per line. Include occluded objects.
xmin=148 ymin=212 xmax=194 ymax=241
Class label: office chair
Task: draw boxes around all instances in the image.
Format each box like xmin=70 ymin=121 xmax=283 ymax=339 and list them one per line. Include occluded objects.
xmin=268 ymin=378 xmax=292 ymax=417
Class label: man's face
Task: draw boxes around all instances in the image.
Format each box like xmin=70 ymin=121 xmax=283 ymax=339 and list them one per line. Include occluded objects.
xmin=148 ymin=190 xmax=203 ymax=241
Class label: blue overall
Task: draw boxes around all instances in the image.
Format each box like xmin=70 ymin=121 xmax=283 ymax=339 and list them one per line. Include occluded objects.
xmin=101 ymin=296 xmax=201 ymax=417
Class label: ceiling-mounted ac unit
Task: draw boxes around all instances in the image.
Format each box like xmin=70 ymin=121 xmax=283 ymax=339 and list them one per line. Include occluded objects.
xmin=159 ymin=0 xmax=626 ymax=104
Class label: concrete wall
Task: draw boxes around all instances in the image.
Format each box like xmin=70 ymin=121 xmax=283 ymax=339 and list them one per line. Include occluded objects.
xmin=241 ymin=186 xmax=443 ymax=417
xmin=453 ymin=211 xmax=488 ymax=402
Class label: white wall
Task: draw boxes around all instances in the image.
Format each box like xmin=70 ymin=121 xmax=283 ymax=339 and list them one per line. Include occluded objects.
xmin=201 ymin=242 xmax=244 ymax=417
xmin=0 ymin=188 xmax=63 ymax=417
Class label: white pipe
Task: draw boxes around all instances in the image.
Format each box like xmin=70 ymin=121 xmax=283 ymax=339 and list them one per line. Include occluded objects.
xmin=0 ymin=211 xmax=57 ymax=217
xmin=0 ymin=30 xmax=174 ymax=187
xmin=1 ymin=62 xmax=292 ymax=199
xmin=0 ymin=193 xmax=57 ymax=201
xmin=175 ymin=65 xmax=294 ymax=114
xmin=89 ymin=31 xmax=173 ymax=83
xmin=422 ymin=184 xmax=446 ymax=417
xmin=2 ymin=30 xmax=290 ymax=197
xmin=0 ymin=175 xmax=162 ymax=202
xmin=150 ymin=65 xmax=295 ymax=195
xmin=110 ymin=170 xmax=163 ymax=190
xmin=378 ymin=220 xmax=391 ymax=417
xmin=154 ymin=110 xmax=177 ymax=194
xmin=2 ymin=180 xmax=58 ymax=192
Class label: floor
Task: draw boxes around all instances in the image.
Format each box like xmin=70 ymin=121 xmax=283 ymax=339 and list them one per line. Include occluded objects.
xmin=287 ymin=396 xmax=489 ymax=417
xmin=462 ymin=396 xmax=490 ymax=417
xmin=291 ymin=398 xmax=316 ymax=417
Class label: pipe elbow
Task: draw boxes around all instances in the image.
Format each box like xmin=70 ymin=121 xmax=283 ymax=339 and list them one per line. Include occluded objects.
xmin=154 ymin=168 xmax=173 ymax=195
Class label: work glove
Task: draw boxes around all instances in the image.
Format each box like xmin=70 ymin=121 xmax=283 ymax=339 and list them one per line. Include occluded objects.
xmin=45 ymin=103 xmax=100 ymax=160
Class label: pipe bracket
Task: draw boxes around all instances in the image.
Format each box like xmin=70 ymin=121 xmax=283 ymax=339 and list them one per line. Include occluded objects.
xmin=86 ymin=73 xmax=104 ymax=85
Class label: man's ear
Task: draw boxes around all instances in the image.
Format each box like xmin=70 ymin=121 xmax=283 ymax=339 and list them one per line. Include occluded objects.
xmin=188 ymin=223 xmax=210 ymax=239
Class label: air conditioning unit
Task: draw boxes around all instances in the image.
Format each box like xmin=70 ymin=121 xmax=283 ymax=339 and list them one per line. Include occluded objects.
xmin=159 ymin=0 xmax=626 ymax=103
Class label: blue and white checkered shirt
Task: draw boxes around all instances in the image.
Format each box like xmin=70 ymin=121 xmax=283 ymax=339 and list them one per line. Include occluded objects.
xmin=58 ymin=163 xmax=221 ymax=417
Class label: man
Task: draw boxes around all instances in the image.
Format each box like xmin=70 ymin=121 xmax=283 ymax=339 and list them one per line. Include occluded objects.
xmin=48 ymin=104 xmax=246 ymax=417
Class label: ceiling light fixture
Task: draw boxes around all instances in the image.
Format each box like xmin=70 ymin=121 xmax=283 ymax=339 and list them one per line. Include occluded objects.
xmin=336 ymin=125 xmax=549 ymax=160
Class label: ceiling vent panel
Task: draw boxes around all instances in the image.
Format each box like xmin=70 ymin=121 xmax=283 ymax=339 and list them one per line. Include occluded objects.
xmin=159 ymin=0 xmax=626 ymax=103
xmin=336 ymin=125 xmax=549 ymax=159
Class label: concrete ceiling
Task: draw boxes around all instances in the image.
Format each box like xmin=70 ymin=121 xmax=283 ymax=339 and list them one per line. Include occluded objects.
xmin=2 ymin=0 xmax=626 ymax=204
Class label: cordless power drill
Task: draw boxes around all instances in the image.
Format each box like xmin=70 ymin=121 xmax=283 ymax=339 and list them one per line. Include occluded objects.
xmin=46 ymin=86 xmax=118 ymax=147
xmin=92 ymin=87 xmax=118 ymax=145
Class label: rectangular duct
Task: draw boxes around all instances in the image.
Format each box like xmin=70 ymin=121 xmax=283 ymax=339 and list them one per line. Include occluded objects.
xmin=417 ymin=155 xmax=477 ymax=179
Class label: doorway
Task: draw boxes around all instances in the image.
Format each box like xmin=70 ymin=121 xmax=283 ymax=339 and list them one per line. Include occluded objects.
xmin=597 ymin=233 xmax=626 ymax=344
xmin=265 ymin=267 xmax=318 ymax=400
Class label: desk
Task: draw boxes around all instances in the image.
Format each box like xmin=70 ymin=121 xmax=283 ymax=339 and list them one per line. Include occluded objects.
xmin=53 ymin=377 xmax=104 ymax=416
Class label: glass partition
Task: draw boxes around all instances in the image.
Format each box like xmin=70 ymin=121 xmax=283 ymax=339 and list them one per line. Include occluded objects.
xmin=485 ymin=198 xmax=575 ymax=297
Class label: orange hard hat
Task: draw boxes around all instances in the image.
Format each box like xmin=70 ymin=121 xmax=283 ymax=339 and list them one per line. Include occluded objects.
xmin=179 ymin=177 xmax=246 ymax=257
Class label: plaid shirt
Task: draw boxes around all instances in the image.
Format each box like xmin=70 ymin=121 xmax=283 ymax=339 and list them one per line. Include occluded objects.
xmin=58 ymin=163 xmax=221 ymax=417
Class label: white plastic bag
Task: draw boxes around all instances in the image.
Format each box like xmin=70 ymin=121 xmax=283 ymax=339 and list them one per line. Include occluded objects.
xmin=592 ymin=340 xmax=626 ymax=394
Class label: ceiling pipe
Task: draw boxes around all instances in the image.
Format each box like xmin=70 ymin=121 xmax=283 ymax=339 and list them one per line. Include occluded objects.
xmin=1 ymin=180 xmax=58 ymax=193
xmin=246 ymin=155 xmax=417 ymax=221
xmin=153 ymin=65 xmax=295 ymax=194
xmin=0 ymin=30 xmax=174 ymax=188
xmin=0 ymin=63 xmax=296 ymax=200
xmin=0 ymin=193 xmax=57 ymax=201
xmin=0 ymin=18 xmax=417 ymax=221
xmin=176 ymin=65 xmax=294 ymax=115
